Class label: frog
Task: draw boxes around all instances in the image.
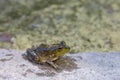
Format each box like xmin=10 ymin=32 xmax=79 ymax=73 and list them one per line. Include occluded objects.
xmin=25 ymin=41 xmax=70 ymax=69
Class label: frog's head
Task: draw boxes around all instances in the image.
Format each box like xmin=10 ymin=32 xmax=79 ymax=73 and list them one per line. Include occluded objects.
xmin=55 ymin=41 xmax=70 ymax=56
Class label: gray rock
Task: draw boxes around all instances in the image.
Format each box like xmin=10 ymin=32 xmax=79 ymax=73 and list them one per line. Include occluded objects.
xmin=0 ymin=49 xmax=120 ymax=80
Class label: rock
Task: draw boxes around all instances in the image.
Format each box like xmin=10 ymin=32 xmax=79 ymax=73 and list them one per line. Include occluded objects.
xmin=0 ymin=49 xmax=120 ymax=80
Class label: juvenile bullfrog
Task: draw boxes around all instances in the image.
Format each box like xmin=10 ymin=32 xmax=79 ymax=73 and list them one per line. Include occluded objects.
xmin=25 ymin=41 xmax=70 ymax=69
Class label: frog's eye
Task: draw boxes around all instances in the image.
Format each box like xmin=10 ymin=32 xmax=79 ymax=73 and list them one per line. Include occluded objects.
xmin=58 ymin=47 xmax=62 ymax=49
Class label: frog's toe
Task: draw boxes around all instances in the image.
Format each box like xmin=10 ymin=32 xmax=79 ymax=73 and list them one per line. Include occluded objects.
xmin=47 ymin=61 xmax=59 ymax=69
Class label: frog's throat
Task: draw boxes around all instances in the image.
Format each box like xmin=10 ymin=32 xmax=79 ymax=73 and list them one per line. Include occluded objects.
xmin=56 ymin=49 xmax=69 ymax=56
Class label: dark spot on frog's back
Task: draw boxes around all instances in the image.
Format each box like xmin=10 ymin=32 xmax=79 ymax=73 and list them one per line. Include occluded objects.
xmin=49 ymin=47 xmax=56 ymax=51
xmin=35 ymin=45 xmax=48 ymax=53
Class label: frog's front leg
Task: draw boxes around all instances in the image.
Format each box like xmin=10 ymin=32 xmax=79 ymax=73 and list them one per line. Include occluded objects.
xmin=46 ymin=61 xmax=59 ymax=69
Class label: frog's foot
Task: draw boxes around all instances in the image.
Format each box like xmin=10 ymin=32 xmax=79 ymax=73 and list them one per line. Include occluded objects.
xmin=46 ymin=61 xmax=59 ymax=70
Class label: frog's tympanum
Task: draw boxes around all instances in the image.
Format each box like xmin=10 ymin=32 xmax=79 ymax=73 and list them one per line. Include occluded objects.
xmin=25 ymin=41 xmax=70 ymax=69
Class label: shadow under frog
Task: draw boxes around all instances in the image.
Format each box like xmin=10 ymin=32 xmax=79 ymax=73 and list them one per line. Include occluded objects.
xmin=28 ymin=56 xmax=78 ymax=77
xmin=22 ymin=41 xmax=78 ymax=76
xmin=37 ymin=55 xmax=77 ymax=71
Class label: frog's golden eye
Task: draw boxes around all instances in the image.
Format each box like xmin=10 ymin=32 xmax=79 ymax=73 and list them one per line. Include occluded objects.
xmin=57 ymin=47 xmax=63 ymax=51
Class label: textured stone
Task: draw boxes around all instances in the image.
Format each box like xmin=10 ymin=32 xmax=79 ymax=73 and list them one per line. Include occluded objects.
xmin=0 ymin=49 xmax=120 ymax=80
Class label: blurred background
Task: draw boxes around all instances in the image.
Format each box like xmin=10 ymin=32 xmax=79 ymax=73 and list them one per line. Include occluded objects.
xmin=0 ymin=0 xmax=120 ymax=52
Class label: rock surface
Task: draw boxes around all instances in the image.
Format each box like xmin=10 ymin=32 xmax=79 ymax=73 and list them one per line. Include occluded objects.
xmin=0 ymin=49 xmax=120 ymax=80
